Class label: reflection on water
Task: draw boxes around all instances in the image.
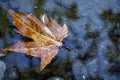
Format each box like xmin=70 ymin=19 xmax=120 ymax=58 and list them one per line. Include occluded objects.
xmin=0 ymin=0 xmax=120 ymax=80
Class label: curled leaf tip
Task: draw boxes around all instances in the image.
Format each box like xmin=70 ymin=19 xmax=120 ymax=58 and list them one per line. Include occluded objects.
xmin=7 ymin=9 xmax=14 ymax=15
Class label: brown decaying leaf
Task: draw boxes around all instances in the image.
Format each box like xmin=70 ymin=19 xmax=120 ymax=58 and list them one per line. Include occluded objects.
xmin=0 ymin=49 xmax=5 ymax=56
xmin=4 ymin=10 xmax=68 ymax=70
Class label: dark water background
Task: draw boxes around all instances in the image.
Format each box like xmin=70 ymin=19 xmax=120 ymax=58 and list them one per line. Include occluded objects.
xmin=0 ymin=0 xmax=120 ymax=80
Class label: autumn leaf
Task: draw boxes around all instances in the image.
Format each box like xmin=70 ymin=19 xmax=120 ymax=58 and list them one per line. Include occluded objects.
xmin=0 ymin=49 xmax=5 ymax=56
xmin=3 ymin=10 xmax=68 ymax=70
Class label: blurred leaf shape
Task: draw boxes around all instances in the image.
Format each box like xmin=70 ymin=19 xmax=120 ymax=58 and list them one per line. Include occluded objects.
xmin=0 ymin=49 xmax=5 ymax=56
xmin=3 ymin=10 xmax=68 ymax=70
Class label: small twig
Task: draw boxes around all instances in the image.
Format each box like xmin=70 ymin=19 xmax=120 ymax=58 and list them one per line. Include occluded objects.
xmin=62 ymin=45 xmax=72 ymax=51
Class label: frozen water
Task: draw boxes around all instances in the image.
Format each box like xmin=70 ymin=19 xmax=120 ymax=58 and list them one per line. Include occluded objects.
xmin=5 ymin=52 xmax=30 ymax=70
xmin=47 ymin=76 xmax=64 ymax=80
xmin=0 ymin=61 xmax=6 ymax=80
xmin=0 ymin=0 xmax=120 ymax=79
xmin=72 ymin=60 xmax=88 ymax=80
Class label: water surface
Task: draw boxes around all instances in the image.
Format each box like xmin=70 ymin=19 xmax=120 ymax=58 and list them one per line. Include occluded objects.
xmin=0 ymin=0 xmax=120 ymax=80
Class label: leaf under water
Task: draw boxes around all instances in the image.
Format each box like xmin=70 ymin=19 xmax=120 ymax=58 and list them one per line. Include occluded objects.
xmin=3 ymin=10 xmax=68 ymax=70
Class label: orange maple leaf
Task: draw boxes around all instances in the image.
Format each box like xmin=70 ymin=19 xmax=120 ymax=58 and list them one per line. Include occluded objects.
xmin=4 ymin=10 xmax=68 ymax=70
